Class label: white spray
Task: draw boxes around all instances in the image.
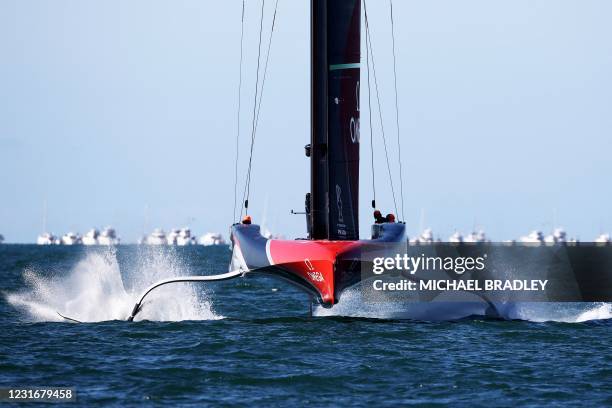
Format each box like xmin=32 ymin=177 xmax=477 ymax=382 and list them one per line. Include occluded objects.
xmin=314 ymin=286 xmax=611 ymax=323
xmin=5 ymin=248 xmax=221 ymax=322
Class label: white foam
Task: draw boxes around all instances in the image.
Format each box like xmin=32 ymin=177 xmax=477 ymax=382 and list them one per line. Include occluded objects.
xmin=315 ymin=287 xmax=611 ymax=323
xmin=6 ymin=249 xmax=221 ymax=322
xmin=502 ymin=302 xmax=612 ymax=323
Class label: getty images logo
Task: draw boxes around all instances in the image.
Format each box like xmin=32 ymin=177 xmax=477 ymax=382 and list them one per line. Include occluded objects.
xmin=372 ymin=254 xmax=488 ymax=276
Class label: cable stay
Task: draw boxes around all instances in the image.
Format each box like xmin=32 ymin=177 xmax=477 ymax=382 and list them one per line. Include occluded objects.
xmin=240 ymin=0 xmax=281 ymax=219
xmin=389 ymin=0 xmax=406 ymax=222
xmin=364 ymin=0 xmax=400 ymax=219
xmin=254 ymin=0 xmax=280 ymax=140
xmin=365 ymin=1 xmax=376 ymax=209
xmin=240 ymin=0 xmax=266 ymax=219
xmin=232 ymin=0 xmax=400 ymax=224
xmin=233 ymin=0 xmax=246 ymax=223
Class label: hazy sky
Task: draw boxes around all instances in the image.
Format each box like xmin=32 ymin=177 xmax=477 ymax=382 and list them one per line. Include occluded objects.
xmin=1 ymin=0 xmax=611 ymax=243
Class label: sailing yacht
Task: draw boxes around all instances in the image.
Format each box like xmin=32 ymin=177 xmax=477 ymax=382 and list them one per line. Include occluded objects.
xmin=0 ymin=234 xmax=4 ymax=244
xmin=595 ymin=234 xmax=611 ymax=245
xmin=125 ymin=1 xmax=612 ymax=323
xmin=37 ymin=200 xmax=58 ymax=245
xmin=228 ymin=0 xmax=409 ymax=308
xmin=37 ymin=232 xmax=58 ymax=245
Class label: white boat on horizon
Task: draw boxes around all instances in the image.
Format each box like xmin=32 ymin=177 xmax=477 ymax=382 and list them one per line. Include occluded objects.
xmin=37 ymin=232 xmax=59 ymax=245
xmin=410 ymin=229 xmax=435 ymax=245
xmin=167 ymin=229 xmax=180 ymax=246
xmin=61 ymin=232 xmax=82 ymax=245
xmin=82 ymin=229 xmax=100 ymax=246
xmin=595 ymin=234 xmax=611 ymax=244
xmin=446 ymin=230 xmax=488 ymax=243
xmin=98 ymin=227 xmax=120 ymax=246
xmin=199 ymin=232 xmax=226 ymax=246
xmin=146 ymin=229 xmax=167 ymax=246
xmin=464 ymin=230 xmax=488 ymax=243
xmin=448 ymin=232 xmax=463 ymax=243
xmin=177 ymin=228 xmax=196 ymax=246
xmin=544 ymin=228 xmax=567 ymax=244
xmin=519 ymin=230 xmax=545 ymax=244
xmin=37 ymin=201 xmax=59 ymax=245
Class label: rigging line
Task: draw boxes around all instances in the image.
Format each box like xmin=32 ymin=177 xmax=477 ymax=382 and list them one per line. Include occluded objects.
xmin=364 ymin=0 xmax=399 ymax=217
xmin=241 ymin=0 xmax=267 ymax=217
xmin=242 ymin=0 xmax=279 ymax=216
xmin=363 ymin=0 xmax=376 ymax=207
xmin=233 ymin=0 xmax=246 ymax=223
xmin=389 ymin=0 xmax=405 ymax=222
xmin=253 ymin=0 xmax=279 ymax=136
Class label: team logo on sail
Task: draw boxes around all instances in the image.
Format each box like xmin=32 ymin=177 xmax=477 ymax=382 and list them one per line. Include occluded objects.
xmin=349 ymin=81 xmax=360 ymax=144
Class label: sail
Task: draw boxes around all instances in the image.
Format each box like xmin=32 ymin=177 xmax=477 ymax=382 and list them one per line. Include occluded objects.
xmin=310 ymin=0 xmax=361 ymax=241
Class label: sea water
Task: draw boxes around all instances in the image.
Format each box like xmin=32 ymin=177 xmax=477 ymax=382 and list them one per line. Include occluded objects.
xmin=1 ymin=245 xmax=610 ymax=406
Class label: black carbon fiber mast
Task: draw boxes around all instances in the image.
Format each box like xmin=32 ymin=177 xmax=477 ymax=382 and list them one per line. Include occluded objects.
xmin=309 ymin=0 xmax=361 ymax=241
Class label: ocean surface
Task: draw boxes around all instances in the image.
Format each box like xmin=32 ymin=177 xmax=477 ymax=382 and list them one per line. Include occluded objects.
xmin=1 ymin=245 xmax=610 ymax=406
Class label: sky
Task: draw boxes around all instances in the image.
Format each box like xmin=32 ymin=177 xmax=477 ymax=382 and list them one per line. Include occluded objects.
xmin=1 ymin=0 xmax=611 ymax=243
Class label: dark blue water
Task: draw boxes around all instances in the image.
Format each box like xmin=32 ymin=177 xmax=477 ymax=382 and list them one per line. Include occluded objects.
xmin=1 ymin=245 xmax=610 ymax=406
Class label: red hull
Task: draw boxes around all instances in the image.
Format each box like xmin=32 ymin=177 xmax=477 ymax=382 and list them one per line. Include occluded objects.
xmin=230 ymin=223 xmax=406 ymax=306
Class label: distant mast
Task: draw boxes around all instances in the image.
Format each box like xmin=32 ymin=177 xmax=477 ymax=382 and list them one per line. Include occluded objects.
xmin=310 ymin=0 xmax=361 ymax=241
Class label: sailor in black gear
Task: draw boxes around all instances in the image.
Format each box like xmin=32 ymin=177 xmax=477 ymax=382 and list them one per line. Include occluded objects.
xmin=374 ymin=210 xmax=386 ymax=224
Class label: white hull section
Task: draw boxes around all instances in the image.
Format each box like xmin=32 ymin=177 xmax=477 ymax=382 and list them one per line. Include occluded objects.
xmin=177 ymin=238 xmax=195 ymax=246
xmin=98 ymin=238 xmax=120 ymax=246
xmin=82 ymin=237 xmax=98 ymax=246
xmin=37 ymin=234 xmax=58 ymax=245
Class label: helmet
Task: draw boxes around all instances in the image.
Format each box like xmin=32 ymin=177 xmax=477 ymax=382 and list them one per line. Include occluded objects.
xmin=373 ymin=210 xmax=382 ymax=218
xmin=386 ymin=213 xmax=396 ymax=223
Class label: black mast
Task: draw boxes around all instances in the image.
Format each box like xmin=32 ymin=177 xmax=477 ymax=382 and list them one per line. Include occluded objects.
xmin=310 ymin=0 xmax=361 ymax=241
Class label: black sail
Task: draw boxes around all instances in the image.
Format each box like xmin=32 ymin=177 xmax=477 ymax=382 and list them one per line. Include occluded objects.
xmin=310 ymin=0 xmax=360 ymax=241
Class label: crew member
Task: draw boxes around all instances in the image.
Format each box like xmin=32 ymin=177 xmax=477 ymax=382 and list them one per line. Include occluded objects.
xmin=242 ymin=215 xmax=252 ymax=225
xmin=374 ymin=210 xmax=386 ymax=224
xmin=386 ymin=213 xmax=396 ymax=223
